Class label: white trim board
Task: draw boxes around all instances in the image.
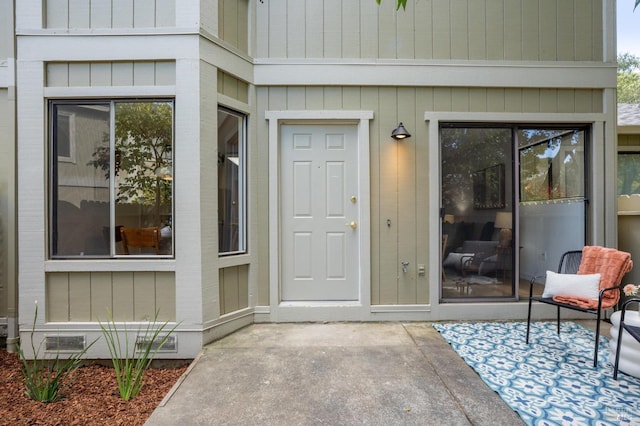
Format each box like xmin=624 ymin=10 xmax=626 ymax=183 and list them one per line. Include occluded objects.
xmin=255 ymin=61 xmax=615 ymax=89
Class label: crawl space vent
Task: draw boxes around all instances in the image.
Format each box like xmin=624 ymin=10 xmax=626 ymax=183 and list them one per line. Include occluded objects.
xmin=45 ymin=335 xmax=86 ymax=351
xmin=136 ymin=335 xmax=177 ymax=352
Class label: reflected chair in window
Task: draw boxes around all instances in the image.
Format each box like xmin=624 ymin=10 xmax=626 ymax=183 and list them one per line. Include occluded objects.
xmin=442 ymin=234 xmax=448 ymax=281
xmin=120 ymin=227 xmax=160 ymax=255
xmin=526 ymin=247 xmax=633 ymax=367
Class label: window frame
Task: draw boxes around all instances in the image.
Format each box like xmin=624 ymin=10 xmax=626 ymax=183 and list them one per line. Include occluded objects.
xmin=48 ymin=99 xmax=175 ymax=259
xmin=618 ymin=148 xmax=640 ymax=196
xmin=218 ymin=106 xmax=248 ymax=256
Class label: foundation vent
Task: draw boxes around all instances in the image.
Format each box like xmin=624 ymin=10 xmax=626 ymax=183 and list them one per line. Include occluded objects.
xmin=45 ymin=335 xmax=86 ymax=351
xmin=136 ymin=335 xmax=177 ymax=352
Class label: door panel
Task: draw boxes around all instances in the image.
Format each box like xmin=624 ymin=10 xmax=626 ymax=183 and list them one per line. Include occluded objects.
xmin=281 ymin=125 xmax=359 ymax=301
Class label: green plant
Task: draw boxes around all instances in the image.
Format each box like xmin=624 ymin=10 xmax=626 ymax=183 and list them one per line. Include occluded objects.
xmin=99 ymin=310 xmax=179 ymax=401
xmin=17 ymin=301 xmax=97 ymax=403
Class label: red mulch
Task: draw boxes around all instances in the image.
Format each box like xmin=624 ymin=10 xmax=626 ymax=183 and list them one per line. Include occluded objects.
xmin=0 ymin=349 xmax=188 ymax=426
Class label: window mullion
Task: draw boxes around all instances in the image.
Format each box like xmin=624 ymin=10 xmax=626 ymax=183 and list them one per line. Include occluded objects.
xmin=110 ymin=102 xmax=116 ymax=257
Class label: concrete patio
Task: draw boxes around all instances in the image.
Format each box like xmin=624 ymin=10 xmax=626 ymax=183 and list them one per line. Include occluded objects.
xmin=146 ymin=320 xmax=611 ymax=425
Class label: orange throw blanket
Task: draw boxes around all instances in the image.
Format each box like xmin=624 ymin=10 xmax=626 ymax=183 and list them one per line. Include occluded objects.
xmin=553 ymin=246 xmax=633 ymax=310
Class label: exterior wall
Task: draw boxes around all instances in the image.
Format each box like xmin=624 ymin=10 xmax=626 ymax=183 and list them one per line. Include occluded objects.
xmin=619 ymin=134 xmax=640 ymax=147
xmin=255 ymin=0 xmax=604 ymax=61
xmin=47 ymin=271 xmax=175 ymax=321
xmin=44 ymin=0 xmax=176 ymax=28
xmin=0 ymin=0 xmax=17 ymax=346
xmin=252 ymin=0 xmax=617 ymax=323
xmin=255 ymin=87 xmax=607 ymax=310
xmin=218 ymin=70 xmax=249 ymax=103
xmin=617 ymin=117 xmax=640 ymax=287
xmin=42 ymin=60 xmax=177 ymax=322
xmin=218 ymin=0 xmax=249 ymax=54
xmin=219 ymin=265 xmax=249 ymax=315
xmin=15 ymin=0 xmax=257 ymax=358
xmin=10 ymin=0 xmax=619 ymax=357
xmin=46 ymin=61 xmax=176 ymax=87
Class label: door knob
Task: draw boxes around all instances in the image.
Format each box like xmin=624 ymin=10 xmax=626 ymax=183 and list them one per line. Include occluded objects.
xmin=346 ymin=221 xmax=357 ymax=230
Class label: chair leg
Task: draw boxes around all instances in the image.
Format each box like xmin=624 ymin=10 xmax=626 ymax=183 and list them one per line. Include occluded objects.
xmin=556 ymin=306 xmax=560 ymax=335
xmin=614 ymin=323 xmax=625 ymax=380
xmin=526 ymin=297 xmax=533 ymax=344
xmin=594 ymin=311 xmax=601 ymax=368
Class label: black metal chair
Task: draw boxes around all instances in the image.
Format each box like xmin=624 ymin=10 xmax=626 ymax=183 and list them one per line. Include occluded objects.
xmin=613 ymin=298 xmax=640 ymax=380
xmin=526 ymin=250 xmax=622 ymax=367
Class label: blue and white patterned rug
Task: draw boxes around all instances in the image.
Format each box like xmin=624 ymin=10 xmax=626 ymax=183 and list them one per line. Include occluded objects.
xmin=433 ymin=321 xmax=640 ymax=425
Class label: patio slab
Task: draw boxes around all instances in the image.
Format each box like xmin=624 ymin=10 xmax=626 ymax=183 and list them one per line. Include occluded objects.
xmin=146 ymin=322 xmax=529 ymax=425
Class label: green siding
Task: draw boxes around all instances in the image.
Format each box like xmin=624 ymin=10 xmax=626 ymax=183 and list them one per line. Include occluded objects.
xmin=46 ymin=271 xmax=176 ymax=322
xmin=255 ymin=0 xmax=604 ymax=61
xmin=257 ymin=86 xmax=604 ymax=305
xmin=219 ymin=265 xmax=249 ymax=315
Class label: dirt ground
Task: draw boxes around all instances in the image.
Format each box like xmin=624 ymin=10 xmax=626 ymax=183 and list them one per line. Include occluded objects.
xmin=0 ymin=349 xmax=188 ymax=425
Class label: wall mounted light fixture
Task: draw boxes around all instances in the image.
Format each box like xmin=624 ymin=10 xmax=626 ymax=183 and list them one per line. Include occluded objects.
xmin=391 ymin=122 xmax=411 ymax=140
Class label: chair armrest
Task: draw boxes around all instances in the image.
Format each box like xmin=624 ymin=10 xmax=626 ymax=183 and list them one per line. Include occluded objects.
xmin=596 ymin=285 xmax=625 ymax=311
xmin=620 ymin=298 xmax=640 ymax=322
xmin=528 ymin=274 xmax=542 ymax=298
xmin=460 ymin=255 xmax=474 ymax=268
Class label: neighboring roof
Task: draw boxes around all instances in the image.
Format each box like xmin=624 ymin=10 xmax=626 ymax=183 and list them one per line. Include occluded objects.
xmin=618 ymin=103 xmax=640 ymax=126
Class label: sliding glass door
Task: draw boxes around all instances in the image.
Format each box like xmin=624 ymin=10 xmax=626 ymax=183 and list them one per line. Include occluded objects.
xmin=440 ymin=124 xmax=588 ymax=302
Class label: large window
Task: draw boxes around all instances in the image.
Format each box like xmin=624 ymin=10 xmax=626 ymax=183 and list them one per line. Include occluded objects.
xmin=218 ymin=107 xmax=246 ymax=255
xmin=618 ymin=151 xmax=640 ymax=195
xmin=519 ymin=129 xmax=586 ymax=202
xmin=50 ymin=100 xmax=174 ymax=258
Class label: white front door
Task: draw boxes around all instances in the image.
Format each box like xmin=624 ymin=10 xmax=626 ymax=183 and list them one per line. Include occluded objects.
xmin=280 ymin=124 xmax=359 ymax=301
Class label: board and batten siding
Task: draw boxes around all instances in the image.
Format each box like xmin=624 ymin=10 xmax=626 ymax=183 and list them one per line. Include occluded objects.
xmin=219 ymin=265 xmax=249 ymax=315
xmin=619 ymin=134 xmax=640 ymax=147
xmin=0 ymin=1 xmax=13 ymax=59
xmin=256 ymin=0 xmax=603 ymax=61
xmin=44 ymin=0 xmax=176 ymax=29
xmin=46 ymin=61 xmax=176 ymax=87
xmin=218 ymin=0 xmax=249 ymax=54
xmin=43 ymin=0 xmax=248 ymax=56
xmin=256 ymin=85 xmax=603 ymax=305
xmin=218 ymin=70 xmax=249 ymax=103
xmin=46 ymin=271 xmax=176 ymax=322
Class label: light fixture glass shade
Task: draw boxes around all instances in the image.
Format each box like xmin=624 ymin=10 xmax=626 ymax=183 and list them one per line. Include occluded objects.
xmin=391 ymin=122 xmax=411 ymax=140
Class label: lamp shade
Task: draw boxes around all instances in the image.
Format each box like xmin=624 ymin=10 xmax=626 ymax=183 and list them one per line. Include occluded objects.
xmin=494 ymin=211 xmax=512 ymax=229
xmin=391 ymin=122 xmax=411 ymax=140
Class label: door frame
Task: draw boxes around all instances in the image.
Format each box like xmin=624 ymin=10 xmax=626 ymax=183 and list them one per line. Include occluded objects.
xmin=426 ymin=111 xmax=612 ymax=320
xmin=265 ymin=110 xmax=373 ymax=321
